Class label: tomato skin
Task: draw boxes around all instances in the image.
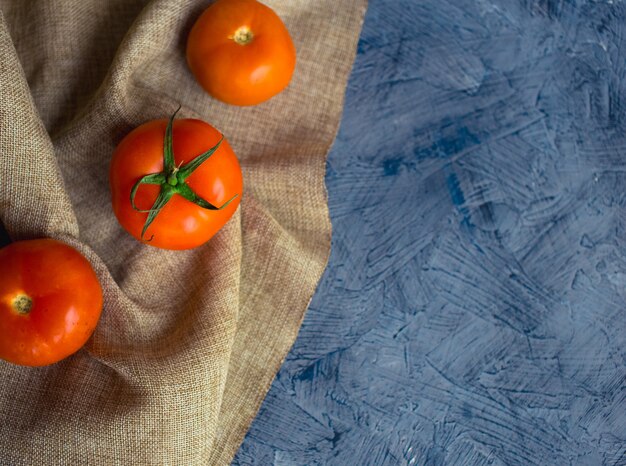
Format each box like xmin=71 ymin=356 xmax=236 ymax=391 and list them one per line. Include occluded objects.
xmin=186 ymin=0 xmax=296 ymax=106
xmin=0 ymin=239 xmax=103 ymax=367
xmin=109 ymin=118 xmax=243 ymax=250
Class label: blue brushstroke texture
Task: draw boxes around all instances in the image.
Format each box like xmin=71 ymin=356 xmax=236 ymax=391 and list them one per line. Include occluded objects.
xmin=234 ymin=0 xmax=626 ymax=464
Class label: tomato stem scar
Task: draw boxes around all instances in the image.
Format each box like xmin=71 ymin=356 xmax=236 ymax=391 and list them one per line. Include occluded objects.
xmin=12 ymin=294 xmax=33 ymax=315
xmin=232 ymin=26 xmax=254 ymax=45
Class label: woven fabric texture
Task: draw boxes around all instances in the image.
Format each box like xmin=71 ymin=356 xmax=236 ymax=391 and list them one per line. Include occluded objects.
xmin=0 ymin=1 xmax=366 ymax=464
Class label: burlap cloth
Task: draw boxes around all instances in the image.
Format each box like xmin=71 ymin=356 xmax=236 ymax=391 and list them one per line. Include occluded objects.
xmin=0 ymin=1 xmax=366 ymax=464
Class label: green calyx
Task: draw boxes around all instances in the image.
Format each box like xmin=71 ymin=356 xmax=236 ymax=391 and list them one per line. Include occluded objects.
xmin=130 ymin=106 xmax=239 ymax=241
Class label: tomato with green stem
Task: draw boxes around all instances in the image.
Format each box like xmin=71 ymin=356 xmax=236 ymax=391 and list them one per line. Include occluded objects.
xmin=109 ymin=108 xmax=243 ymax=250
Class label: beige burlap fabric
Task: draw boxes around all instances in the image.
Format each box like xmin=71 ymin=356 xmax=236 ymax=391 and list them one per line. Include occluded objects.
xmin=0 ymin=1 xmax=366 ymax=464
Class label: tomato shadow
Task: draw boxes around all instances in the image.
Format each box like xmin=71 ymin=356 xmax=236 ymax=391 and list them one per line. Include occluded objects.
xmin=175 ymin=0 xmax=214 ymax=56
xmin=0 ymin=222 xmax=10 ymax=248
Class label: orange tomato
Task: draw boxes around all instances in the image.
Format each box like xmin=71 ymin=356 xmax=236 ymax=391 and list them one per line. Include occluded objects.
xmin=109 ymin=109 xmax=243 ymax=250
xmin=186 ymin=0 xmax=296 ymax=106
xmin=0 ymin=239 xmax=103 ymax=367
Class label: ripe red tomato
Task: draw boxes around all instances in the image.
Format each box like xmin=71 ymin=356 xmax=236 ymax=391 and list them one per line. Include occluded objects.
xmin=186 ymin=0 xmax=296 ymax=106
xmin=0 ymin=239 xmax=103 ymax=367
xmin=109 ymin=109 xmax=243 ymax=250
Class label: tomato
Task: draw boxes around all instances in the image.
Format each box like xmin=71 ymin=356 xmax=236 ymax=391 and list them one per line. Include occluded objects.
xmin=0 ymin=239 xmax=103 ymax=367
xmin=109 ymin=109 xmax=243 ymax=250
xmin=186 ymin=0 xmax=296 ymax=106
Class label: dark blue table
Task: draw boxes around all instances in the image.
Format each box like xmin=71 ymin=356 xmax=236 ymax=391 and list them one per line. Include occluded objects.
xmin=234 ymin=1 xmax=626 ymax=464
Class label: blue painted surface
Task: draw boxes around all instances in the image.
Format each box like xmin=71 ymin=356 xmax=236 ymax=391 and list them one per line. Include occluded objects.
xmin=234 ymin=1 xmax=626 ymax=464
